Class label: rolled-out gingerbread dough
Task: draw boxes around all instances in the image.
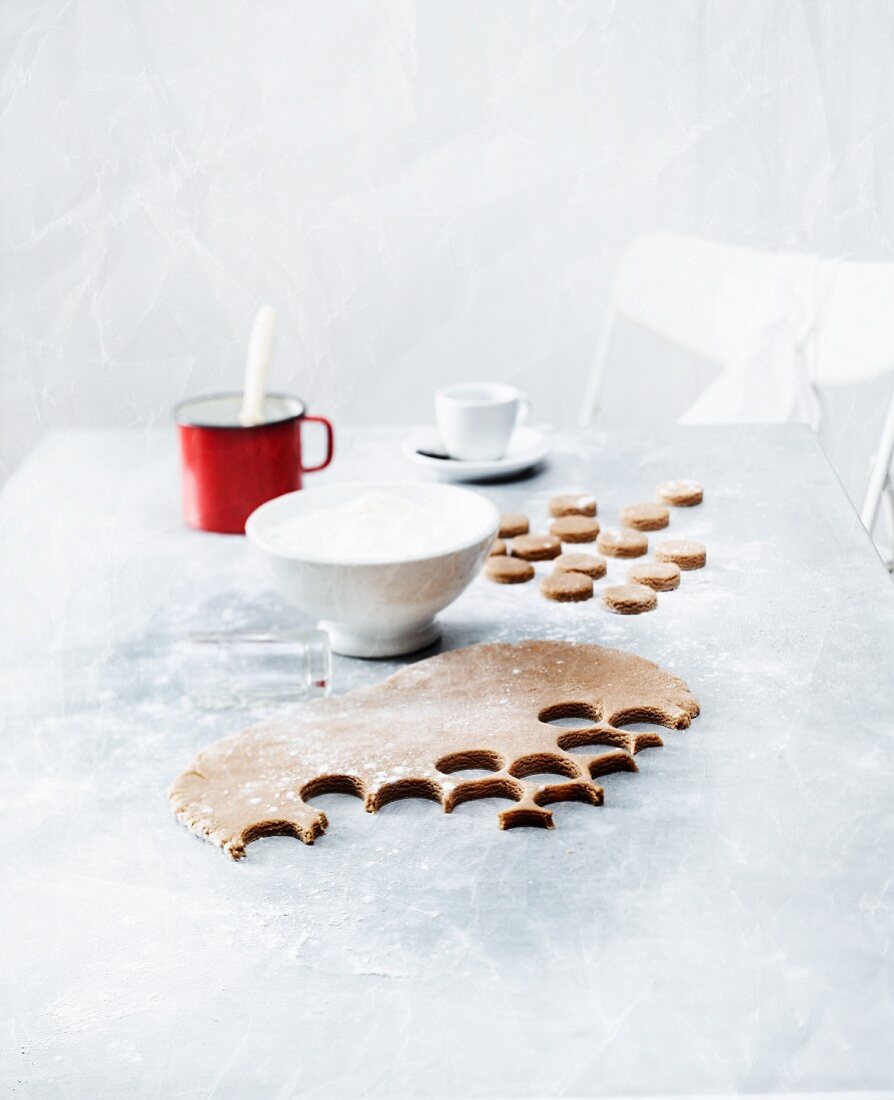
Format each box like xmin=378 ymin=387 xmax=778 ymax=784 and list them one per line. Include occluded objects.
xmin=169 ymin=640 xmax=700 ymax=860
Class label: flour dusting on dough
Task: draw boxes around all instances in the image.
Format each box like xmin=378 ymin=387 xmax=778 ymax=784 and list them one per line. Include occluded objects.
xmin=169 ymin=640 xmax=700 ymax=860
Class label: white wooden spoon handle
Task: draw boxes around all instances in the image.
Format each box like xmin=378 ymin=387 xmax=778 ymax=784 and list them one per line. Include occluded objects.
xmin=239 ymin=305 xmax=276 ymax=426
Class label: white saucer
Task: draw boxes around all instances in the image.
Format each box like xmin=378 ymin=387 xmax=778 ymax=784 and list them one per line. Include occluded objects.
xmin=402 ymin=426 xmax=552 ymax=482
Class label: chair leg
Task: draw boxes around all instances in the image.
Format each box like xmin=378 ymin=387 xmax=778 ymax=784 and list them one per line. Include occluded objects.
xmin=882 ymin=481 xmax=894 ymax=572
xmin=579 ymin=309 xmax=616 ymax=426
xmin=860 ymin=386 xmax=894 ymax=534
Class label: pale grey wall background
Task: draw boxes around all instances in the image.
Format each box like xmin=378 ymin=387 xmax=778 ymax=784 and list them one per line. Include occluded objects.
xmin=2 ymin=0 xmax=894 ymax=480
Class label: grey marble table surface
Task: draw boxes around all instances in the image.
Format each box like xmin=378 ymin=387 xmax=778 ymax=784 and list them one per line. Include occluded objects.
xmin=1 ymin=424 xmax=893 ymax=1099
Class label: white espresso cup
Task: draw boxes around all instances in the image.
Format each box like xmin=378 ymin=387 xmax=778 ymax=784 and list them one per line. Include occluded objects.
xmin=435 ymin=382 xmax=530 ymax=462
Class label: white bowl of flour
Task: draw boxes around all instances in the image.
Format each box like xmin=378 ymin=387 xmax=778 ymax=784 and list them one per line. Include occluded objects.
xmin=246 ymin=482 xmax=499 ymax=657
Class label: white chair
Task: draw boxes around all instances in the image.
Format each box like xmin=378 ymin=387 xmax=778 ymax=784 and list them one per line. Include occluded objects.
xmin=580 ymin=233 xmax=894 ymax=555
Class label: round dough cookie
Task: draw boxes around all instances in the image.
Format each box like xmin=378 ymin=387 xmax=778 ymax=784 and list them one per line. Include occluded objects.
xmin=655 ymin=539 xmax=707 ymax=570
xmin=602 ymin=583 xmax=657 ymax=615
xmin=596 ymin=529 xmax=648 ymax=558
xmin=554 ymin=552 xmax=607 ymax=579
xmin=488 ymin=537 xmax=507 ymax=557
xmin=656 ymin=479 xmax=703 ymax=507
xmin=510 ymin=534 xmax=562 ymax=561
xmin=499 ymin=513 xmax=529 ymax=538
xmin=627 ymin=561 xmax=681 ymax=591
xmin=540 ymin=572 xmax=593 ymax=603
xmin=485 ymin=556 xmax=534 ymax=584
xmin=549 ymin=493 xmax=597 ymax=518
xmin=549 ymin=515 xmax=600 ymax=543
xmin=620 ymin=502 xmax=670 ymax=531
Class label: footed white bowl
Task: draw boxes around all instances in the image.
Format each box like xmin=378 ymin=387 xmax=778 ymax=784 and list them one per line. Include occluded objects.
xmin=245 ymin=481 xmax=499 ymax=658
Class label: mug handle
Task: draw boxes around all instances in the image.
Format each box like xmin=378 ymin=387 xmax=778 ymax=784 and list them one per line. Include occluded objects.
xmin=516 ymin=393 xmax=531 ymax=427
xmin=301 ymin=415 xmax=335 ymax=473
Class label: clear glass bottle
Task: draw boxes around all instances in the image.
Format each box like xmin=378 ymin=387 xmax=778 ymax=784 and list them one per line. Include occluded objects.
xmin=179 ymin=628 xmax=331 ymax=709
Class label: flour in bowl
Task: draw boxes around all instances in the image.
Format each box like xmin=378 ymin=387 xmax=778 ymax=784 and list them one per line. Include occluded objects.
xmin=267 ymin=491 xmax=465 ymax=561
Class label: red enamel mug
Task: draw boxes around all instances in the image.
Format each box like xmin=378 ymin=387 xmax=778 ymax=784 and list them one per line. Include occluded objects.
xmin=174 ymin=392 xmax=335 ymax=534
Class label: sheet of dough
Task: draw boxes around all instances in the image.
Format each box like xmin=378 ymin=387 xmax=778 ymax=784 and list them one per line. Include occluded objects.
xmin=169 ymin=640 xmax=700 ymax=859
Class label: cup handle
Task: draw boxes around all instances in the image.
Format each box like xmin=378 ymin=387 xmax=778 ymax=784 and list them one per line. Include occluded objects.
xmin=516 ymin=394 xmax=531 ymax=427
xmin=301 ymin=415 xmax=335 ymax=473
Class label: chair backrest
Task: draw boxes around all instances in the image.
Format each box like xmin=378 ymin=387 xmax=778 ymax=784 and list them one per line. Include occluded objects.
xmin=612 ymin=233 xmax=894 ymax=386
